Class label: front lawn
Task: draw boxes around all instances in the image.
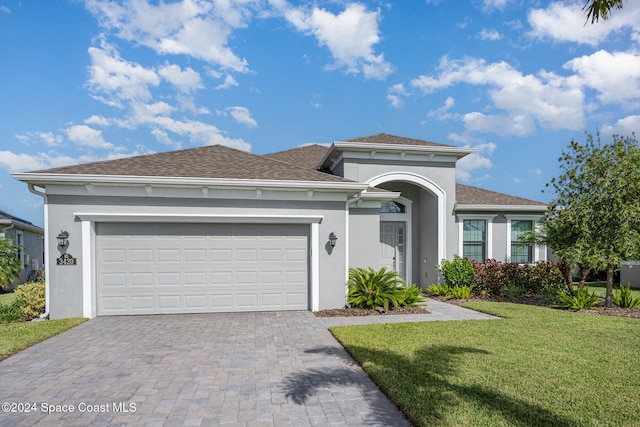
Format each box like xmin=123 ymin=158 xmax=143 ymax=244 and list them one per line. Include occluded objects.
xmin=0 ymin=318 xmax=86 ymax=361
xmin=331 ymin=302 xmax=639 ymax=427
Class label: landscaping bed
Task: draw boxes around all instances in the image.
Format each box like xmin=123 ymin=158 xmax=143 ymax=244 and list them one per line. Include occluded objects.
xmin=432 ymin=295 xmax=640 ymax=318
xmin=314 ymin=305 xmax=429 ymax=317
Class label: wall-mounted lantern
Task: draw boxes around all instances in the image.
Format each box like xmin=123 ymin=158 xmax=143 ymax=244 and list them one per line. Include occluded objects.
xmin=328 ymin=232 xmax=338 ymax=247
xmin=56 ymin=230 xmax=69 ymax=249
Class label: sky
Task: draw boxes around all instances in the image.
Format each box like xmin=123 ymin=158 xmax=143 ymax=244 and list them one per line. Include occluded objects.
xmin=1 ymin=0 xmax=639 ymax=228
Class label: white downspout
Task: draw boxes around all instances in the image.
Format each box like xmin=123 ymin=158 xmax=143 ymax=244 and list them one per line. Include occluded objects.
xmin=27 ymin=184 xmax=49 ymax=320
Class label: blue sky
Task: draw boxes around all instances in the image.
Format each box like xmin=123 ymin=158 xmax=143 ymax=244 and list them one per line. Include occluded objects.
xmin=1 ymin=0 xmax=639 ymax=227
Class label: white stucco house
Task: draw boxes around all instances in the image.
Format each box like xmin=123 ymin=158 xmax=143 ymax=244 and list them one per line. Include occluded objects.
xmin=13 ymin=133 xmax=548 ymax=319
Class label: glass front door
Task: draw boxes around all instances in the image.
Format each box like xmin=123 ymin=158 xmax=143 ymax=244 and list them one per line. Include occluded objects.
xmin=380 ymin=221 xmax=406 ymax=281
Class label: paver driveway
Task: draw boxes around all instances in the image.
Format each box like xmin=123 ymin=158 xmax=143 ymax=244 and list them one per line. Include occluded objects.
xmin=0 ymin=311 xmax=411 ymax=426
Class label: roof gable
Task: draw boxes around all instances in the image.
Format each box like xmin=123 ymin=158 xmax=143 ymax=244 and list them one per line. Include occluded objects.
xmin=344 ymin=133 xmax=454 ymax=148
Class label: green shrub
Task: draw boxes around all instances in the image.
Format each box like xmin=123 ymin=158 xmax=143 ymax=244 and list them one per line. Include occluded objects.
xmin=399 ymin=286 xmax=427 ymax=307
xmin=528 ymin=261 xmax=565 ymax=294
xmin=0 ymin=300 xmax=23 ymax=323
xmin=347 ymin=267 xmax=405 ymax=310
xmin=427 ymin=283 xmax=450 ymax=296
xmin=612 ymin=284 xmax=640 ymax=309
xmin=14 ymin=281 xmax=45 ymax=321
xmin=447 ymin=284 xmax=474 ymax=300
xmin=551 ymin=287 xmax=599 ymax=310
xmin=438 ymin=255 xmax=474 ymax=287
xmin=0 ymin=236 xmax=21 ymax=290
xmin=499 ymin=283 xmax=525 ymax=299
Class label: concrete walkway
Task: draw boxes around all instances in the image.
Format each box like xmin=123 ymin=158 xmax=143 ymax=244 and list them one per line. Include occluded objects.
xmin=0 ymin=300 xmax=496 ymax=426
xmin=318 ymin=298 xmax=497 ymax=327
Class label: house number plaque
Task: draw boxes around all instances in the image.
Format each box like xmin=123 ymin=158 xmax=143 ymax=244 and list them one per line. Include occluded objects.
xmin=57 ymin=253 xmax=77 ymax=266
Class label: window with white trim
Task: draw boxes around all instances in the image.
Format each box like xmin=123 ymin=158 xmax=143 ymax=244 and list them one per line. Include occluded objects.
xmin=462 ymin=219 xmax=486 ymax=262
xmin=510 ymin=220 xmax=533 ymax=263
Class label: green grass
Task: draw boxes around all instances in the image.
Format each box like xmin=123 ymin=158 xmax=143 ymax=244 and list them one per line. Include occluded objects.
xmin=0 ymin=292 xmax=17 ymax=305
xmin=0 ymin=318 xmax=86 ymax=361
xmin=578 ymin=282 xmax=640 ymax=299
xmin=331 ymin=302 xmax=639 ymax=427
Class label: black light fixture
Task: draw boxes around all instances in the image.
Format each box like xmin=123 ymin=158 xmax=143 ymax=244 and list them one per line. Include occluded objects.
xmin=56 ymin=230 xmax=69 ymax=248
xmin=328 ymin=232 xmax=338 ymax=247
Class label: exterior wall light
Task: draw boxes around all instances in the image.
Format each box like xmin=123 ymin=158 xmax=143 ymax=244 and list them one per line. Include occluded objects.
xmin=56 ymin=230 xmax=69 ymax=249
xmin=328 ymin=232 xmax=338 ymax=247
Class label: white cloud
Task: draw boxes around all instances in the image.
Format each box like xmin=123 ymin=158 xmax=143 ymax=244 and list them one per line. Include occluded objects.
xmin=227 ymin=106 xmax=258 ymax=128
xmin=37 ymin=132 xmax=63 ymax=147
xmin=427 ymin=96 xmax=456 ymax=120
xmin=0 ymin=5 xmax=10 ymax=14
xmin=87 ymin=42 xmax=160 ymax=103
xmin=528 ymin=1 xmax=640 ymax=46
xmin=15 ymin=132 xmax=63 ymax=147
xmin=84 ymin=115 xmax=110 ymax=126
xmin=482 ymin=0 xmax=509 ymax=11
xmin=456 ymin=142 xmax=496 ymax=182
xmin=284 ymin=3 xmax=394 ymax=79
xmin=411 ymin=56 xmax=585 ymax=135
xmin=123 ymin=101 xmax=251 ymax=151
xmin=0 ymin=151 xmax=51 ymax=173
xmin=600 ymin=115 xmax=640 ymax=136
xmin=65 ymin=125 xmax=114 ymax=149
xmin=529 ymin=168 xmax=543 ymax=178
xmin=478 ymin=28 xmax=501 ymax=41
xmin=216 ymin=74 xmax=239 ymax=90
xmin=564 ymin=50 xmax=640 ymax=107
xmin=387 ymin=83 xmax=407 ymax=108
xmin=158 ymin=63 xmax=202 ymax=94
xmin=85 ymin=0 xmax=252 ymax=72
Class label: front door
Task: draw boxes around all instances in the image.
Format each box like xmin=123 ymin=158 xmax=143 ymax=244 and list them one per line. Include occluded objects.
xmin=380 ymin=221 xmax=406 ymax=281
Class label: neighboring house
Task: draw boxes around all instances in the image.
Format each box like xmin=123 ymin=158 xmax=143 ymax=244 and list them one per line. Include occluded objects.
xmin=13 ymin=133 xmax=548 ymax=319
xmin=0 ymin=209 xmax=44 ymax=287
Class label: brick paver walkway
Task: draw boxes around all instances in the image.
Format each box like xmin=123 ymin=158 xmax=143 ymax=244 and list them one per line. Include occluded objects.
xmin=0 ymin=300 xmax=496 ymax=426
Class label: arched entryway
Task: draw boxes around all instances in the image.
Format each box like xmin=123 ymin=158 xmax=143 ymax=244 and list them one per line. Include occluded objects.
xmin=368 ymin=172 xmax=446 ymax=287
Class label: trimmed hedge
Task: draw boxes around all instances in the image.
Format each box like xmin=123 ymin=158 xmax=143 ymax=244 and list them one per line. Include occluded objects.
xmin=471 ymin=259 xmax=564 ymax=297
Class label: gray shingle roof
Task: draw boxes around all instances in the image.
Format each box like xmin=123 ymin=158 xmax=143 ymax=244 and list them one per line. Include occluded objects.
xmin=30 ymin=144 xmax=354 ymax=183
xmin=263 ymin=144 xmax=329 ymax=171
xmin=24 ymin=134 xmax=546 ymax=206
xmin=0 ymin=209 xmax=36 ymax=226
xmin=456 ymin=184 xmax=546 ymax=206
xmin=344 ymin=133 xmax=453 ymax=147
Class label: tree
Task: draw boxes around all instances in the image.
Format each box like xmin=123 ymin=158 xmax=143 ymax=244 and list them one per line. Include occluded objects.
xmin=584 ymin=0 xmax=624 ymax=23
xmin=0 ymin=235 xmax=21 ymax=290
xmin=547 ymin=133 xmax=640 ymax=307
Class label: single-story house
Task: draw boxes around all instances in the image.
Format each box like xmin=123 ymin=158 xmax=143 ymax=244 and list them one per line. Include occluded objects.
xmin=0 ymin=209 xmax=44 ymax=287
xmin=13 ymin=133 xmax=548 ymax=319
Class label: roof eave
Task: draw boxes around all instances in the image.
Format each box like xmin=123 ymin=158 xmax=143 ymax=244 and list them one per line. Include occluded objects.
xmin=318 ymin=141 xmax=474 ymax=169
xmin=455 ymin=204 xmax=548 ymax=213
xmin=12 ymin=173 xmax=369 ymax=192
xmin=0 ymin=219 xmax=44 ymax=234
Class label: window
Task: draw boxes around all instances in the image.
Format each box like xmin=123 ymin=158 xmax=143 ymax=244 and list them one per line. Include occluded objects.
xmin=380 ymin=201 xmax=406 ymax=214
xmin=462 ymin=219 xmax=486 ymax=262
xmin=511 ymin=220 xmax=533 ymax=263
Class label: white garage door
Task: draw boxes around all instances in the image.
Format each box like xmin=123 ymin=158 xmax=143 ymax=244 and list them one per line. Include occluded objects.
xmin=96 ymin=223 xmax=309 ymax=315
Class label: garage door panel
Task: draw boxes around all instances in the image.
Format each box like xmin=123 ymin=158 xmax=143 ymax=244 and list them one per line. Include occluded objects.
xmin=96 ymin=223 xmax=309 ymax=315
